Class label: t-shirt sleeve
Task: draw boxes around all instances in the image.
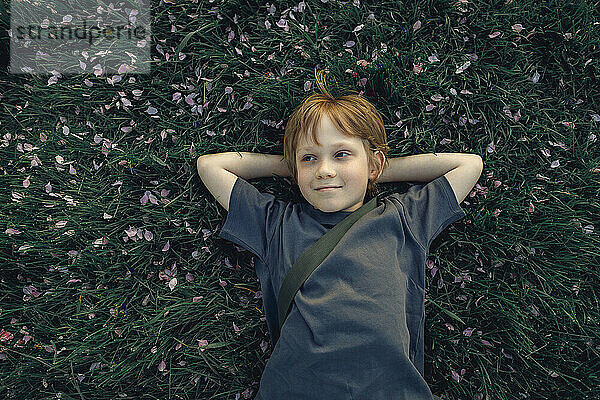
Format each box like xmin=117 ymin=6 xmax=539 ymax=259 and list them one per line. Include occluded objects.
xmin=388 ymin=174 xmax=467 ymax=251
xmin=216 ymin=176 xmax=286 ymax=263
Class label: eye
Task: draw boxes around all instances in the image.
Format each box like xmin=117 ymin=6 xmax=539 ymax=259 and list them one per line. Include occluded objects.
xmin=301 ymin=151 xmax=350 ymax=162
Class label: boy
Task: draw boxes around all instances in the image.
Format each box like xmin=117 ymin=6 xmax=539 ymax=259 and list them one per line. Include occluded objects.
xmin=196 ymin=71 xmax=483 ymax=399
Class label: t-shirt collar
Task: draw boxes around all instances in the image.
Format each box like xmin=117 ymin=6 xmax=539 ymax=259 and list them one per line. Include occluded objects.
xmin=301 ymin=201 xmax=354 ymax=225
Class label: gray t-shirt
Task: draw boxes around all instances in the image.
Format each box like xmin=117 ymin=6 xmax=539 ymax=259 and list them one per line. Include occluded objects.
xmin=218 ymin=175 xmax=466 ymax=400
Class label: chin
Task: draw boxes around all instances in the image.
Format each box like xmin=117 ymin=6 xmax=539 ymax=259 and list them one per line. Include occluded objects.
xmin=312 ymin=202 xmax=339 ymax=213
xmin=314 ymin=203 xmax=332 ymax=212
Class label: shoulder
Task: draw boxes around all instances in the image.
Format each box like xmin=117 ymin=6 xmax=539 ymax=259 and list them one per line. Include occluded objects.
xmin=384 ymin=175 xmax=452 ymax=204
xmin=227 ymin=177 xmax=299 ymax=229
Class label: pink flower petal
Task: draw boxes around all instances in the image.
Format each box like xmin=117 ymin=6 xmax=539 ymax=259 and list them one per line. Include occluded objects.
xmin=197 ymin=339 xmax=208 ymax=351
xmin=0 ymin=329 xmax=14 ymax=342
xmin=512 ymin=23 xmax=524 ymax=33
xmin=125 ymin=227 xmax=138 ymax=237
xmin=148 ymin=193 xmax=159 ymax=205
xmin=456 ymin=61 xmax=471 ymax=74
xmin=451 ymin=370 xmax=461 ymax=382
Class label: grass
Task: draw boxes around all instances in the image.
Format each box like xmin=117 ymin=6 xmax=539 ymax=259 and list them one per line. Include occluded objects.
xmin=1 ymin=0 xmax=599 ymax=399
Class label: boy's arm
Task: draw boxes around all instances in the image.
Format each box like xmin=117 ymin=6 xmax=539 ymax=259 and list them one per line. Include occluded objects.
xmin=196 ymin=152 xmax=291 ymax=211
xmin=379 ymin=152 xmax=483 ymax=204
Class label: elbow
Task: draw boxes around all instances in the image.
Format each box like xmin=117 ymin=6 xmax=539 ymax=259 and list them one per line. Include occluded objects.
xmin=465 ymin=153 xmax=483 ymax=166
xmin=196 ymin=155 xmax=214 ymax=174
xmin=196 ymin=155 xmax=206 ymax=169
xmin=197 ymin=154 xmax=218 ymax=166
xmin=459 ymin=154 xmax=483 ymax=178
xmin=468 ymin=153 xmax=483 ymax=163
xmin=197 ymin=154 xmax=213 ymax=163
xmin=197 ymin=153 xmax=230 ymax=174
xmin=475 ymin=154 xmax=483 ymax=168
xmin=472 ymin=155 xmax=484 ymax=177
xmin=458 ymin=154 xmax=483 ymax=167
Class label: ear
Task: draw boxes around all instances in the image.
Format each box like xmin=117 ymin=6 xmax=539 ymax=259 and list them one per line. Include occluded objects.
xmin=369 ymin=151 xmax=386 ymax=180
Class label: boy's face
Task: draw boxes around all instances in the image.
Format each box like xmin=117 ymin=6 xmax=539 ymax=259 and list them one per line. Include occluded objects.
xmin=295 ymin=114 xmax=379 ymax=213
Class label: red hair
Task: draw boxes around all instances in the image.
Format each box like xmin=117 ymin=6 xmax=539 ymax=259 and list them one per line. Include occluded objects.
xmin=283 ymin=68 xmax=390 ymax=197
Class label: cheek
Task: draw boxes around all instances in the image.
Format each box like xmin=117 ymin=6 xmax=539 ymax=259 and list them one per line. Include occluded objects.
xmin=296 ymin=169 xmax=310 ymax=184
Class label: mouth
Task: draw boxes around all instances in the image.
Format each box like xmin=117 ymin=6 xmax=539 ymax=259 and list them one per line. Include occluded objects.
xmin=315 ymin=186 xmax=341 ymax=191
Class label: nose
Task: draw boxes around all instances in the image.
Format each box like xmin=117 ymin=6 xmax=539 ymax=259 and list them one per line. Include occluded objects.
xmin=316 ymin=159 xmax=336 ymax=179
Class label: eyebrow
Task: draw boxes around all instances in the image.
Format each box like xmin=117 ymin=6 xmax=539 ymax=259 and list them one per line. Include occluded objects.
xmin=297 ymin=142 xmax=354 ymax=153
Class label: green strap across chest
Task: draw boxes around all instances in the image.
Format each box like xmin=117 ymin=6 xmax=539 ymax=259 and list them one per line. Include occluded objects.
xmin=274 ymin=195 xmax=378 ymax=345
